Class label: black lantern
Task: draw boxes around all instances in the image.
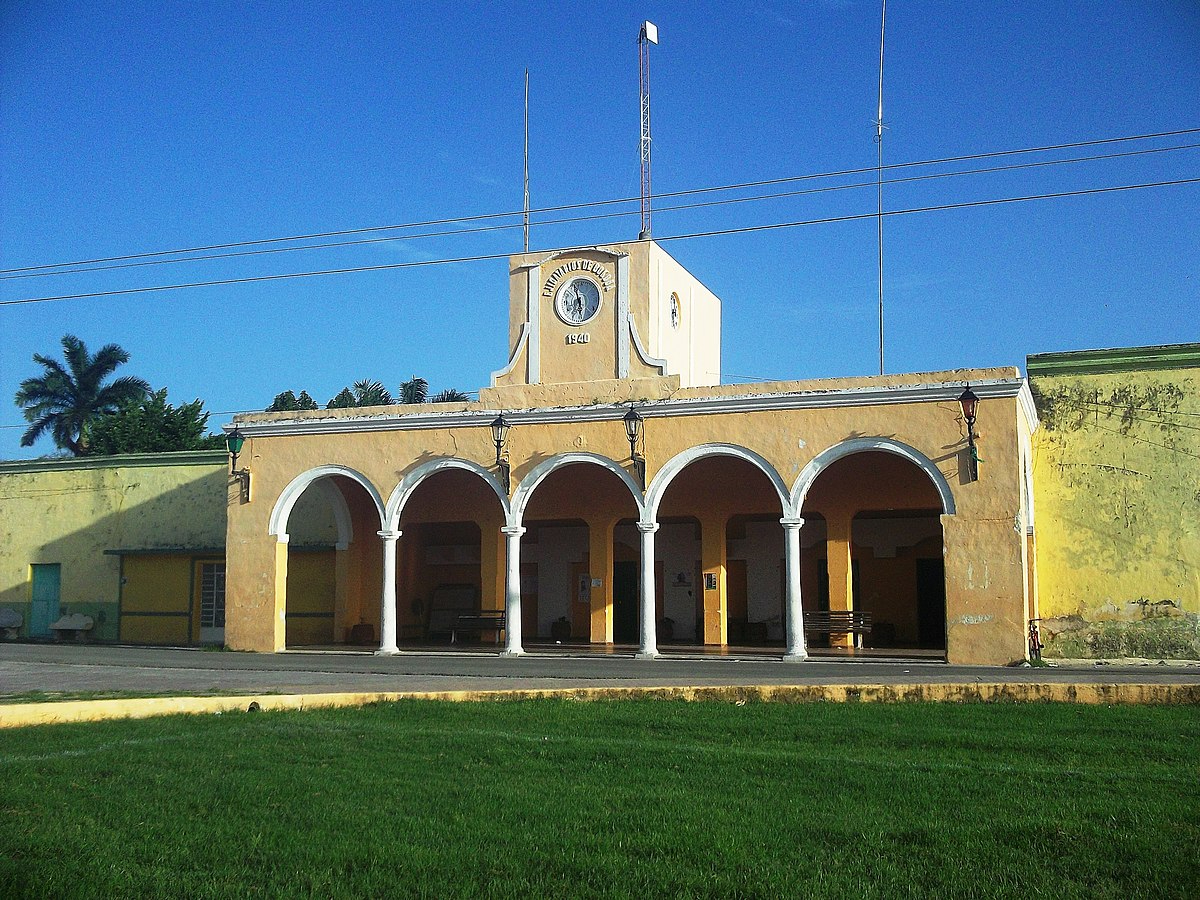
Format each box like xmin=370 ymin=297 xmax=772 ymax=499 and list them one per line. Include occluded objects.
xmin=957 ymin=385 xmax=980 ymax=482
xmin=624 ymin=406 xmax=645 ymax=489
xmin=491 ymin=412 xmax=511 ymax=494
xmin=957 ymin=385 xmax=979 ymax=426
xmin=225 ymin=426 xmax=251 ymax=502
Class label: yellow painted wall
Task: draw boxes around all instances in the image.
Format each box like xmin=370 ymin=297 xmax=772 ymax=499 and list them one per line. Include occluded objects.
xmin=0 ymin=452 xmax=227 ymax=643
xmin=285 ymin=548 xmax=337 ymax=646
xmin=1029 ymin=346 xmax=1199 ymax=658
xmin=226 ymin=366 xmax=1034 ymax=664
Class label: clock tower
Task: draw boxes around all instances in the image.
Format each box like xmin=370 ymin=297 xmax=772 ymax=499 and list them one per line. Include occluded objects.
xmin=482 ymin=240 xmax=721 ymax=408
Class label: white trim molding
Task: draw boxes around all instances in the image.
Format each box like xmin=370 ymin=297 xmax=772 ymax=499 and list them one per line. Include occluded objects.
xmin=490 ymin=322 xmax=532 ymax=387
xmin=269 ymin=465 xmax=386 ymax=540
xmin=385 ymin=457 xmax=511 ymax=531
xmin=790 ymin=438 xmax=957 ymax=515
xmin=645 ymin=443 xmax=791 ymax=522
xmin=230 ymin=377 xmax=1029 ymax=439
xmin=512 ymin=451 xmax=646 ymax=524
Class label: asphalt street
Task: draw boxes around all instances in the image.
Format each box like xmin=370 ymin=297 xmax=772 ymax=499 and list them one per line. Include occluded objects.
xmin=2 ymin=642 xmax=1197 ymax=697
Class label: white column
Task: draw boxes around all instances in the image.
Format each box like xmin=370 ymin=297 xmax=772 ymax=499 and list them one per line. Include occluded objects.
xmin=376 ymin=529 xmax=401 ymax=656
xmin=501 ymin=525 xmax=526 ymax=656
xmin=781 ymin=517 xmax=808 ymax=661
xmin=637 ymin=521 xmax=660 ymax=659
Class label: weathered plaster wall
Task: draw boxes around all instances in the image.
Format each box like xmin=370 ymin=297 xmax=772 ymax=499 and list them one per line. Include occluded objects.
xmin=1029 ymin=345 xmax=1200 ymax=658
xmin=227 ymin=368 xmax=1033 ymax=663
xmin=0 ymin=452 xmax=226 ymax=642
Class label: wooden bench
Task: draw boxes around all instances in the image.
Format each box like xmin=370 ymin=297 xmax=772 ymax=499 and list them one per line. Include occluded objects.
xmin=804 ymin=610 xmax=872 ymax=649
xmin=451 ymin=611 xmax=506 ymax=645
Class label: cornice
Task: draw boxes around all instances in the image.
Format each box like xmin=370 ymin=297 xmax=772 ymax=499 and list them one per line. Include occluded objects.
xmin=1027 ymin=343 xmax=1200 ymax=376
xmin=0 ymin=450 xmax=227 ymax=474
xmin=228 ymin=378 xmax=1029 ymax=439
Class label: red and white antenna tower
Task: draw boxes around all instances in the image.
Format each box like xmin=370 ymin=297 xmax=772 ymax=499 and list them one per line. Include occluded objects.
xmin=638 ymin=21 xmax=658 ymax=240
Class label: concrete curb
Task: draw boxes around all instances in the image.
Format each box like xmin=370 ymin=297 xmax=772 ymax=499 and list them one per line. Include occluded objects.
xmin=2 ymin=681 xmax=1198 ymax=728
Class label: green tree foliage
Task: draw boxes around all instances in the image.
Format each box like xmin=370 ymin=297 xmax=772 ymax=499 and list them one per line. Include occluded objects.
xmin=267 ymin=390 xmax=319 ymax=412
xmin=352 ymin=379 xmax=393 ymax=406
xmin=86 ymin=389 xmax=224 ymax=455
xmin=14 ymin=334 xmax=150 ymax=456
xmin=398 ymin=376 xmax=429 ymax=405
xmin=326 ymin=387 xmax=357 ymax=409
xmin=430 ymin=388 xmax=470 ymax=403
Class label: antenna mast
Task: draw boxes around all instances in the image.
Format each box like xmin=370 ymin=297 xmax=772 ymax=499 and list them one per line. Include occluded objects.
xmin=875 ymin=0 xmax=887 ymax=375
xmin=638 ymin=21 xmax=658 ymax=240
xmin=523 ymin=69 xmax=530 ymax=253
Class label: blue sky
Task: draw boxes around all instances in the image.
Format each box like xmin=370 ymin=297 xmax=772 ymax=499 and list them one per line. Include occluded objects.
xmin=1 ymin=0 xmax=1197 ymax=459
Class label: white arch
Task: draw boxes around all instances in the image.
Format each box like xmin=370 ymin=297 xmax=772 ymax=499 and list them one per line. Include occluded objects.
xmin=385 ymin=457 xmax=511 ymax=531
xmin=644 ymin=443 xmax=791 ymax=522
xmin=511 ymin=451 xmax=645 ymax=524
xmin=313 ymin=479 xmax=354 ymax=548
xmin=790 ymin=437 xmax=957 ymax=515
xmin=268 ymin=465 xmax=386 ymax=540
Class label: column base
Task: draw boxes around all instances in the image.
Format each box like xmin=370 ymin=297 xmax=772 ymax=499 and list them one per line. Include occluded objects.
xmin=375 ymin=647 xmax=401 ymax=657
xmin=500 ymin=648 xmax=526 ymax=657
xmin=635 ymin=650 xmax=660 ymax=660
xmin=782 ymin=651 xmax=809 ymax=662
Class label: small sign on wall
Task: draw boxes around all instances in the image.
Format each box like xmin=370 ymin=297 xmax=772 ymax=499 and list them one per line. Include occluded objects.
xmin=704 ymin=572 xmax=717 ymax=591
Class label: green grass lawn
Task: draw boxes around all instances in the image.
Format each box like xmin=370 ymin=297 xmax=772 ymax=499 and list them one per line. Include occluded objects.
xmin=2 ymin=700 xmax=1197 ymax=898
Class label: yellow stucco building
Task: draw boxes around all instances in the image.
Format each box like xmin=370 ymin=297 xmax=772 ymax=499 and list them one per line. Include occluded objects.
xmin=1028 ymin=343 xmax=1200 ymax=658
xmin=0 ymin=452 xmax=227 ymax=644
xmin=223 ymin=241 xmax=1041 ymax=665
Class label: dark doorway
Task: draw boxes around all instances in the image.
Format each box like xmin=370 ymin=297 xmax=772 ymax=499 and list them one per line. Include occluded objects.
xmin=613 ymin=560 xmax=638 ymax=643
xmin=915 ymin=558 xmax=947 ymax=649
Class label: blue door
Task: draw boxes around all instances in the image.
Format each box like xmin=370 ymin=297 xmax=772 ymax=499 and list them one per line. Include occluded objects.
xmin=30 ymin=564 xmax=61 ymax=638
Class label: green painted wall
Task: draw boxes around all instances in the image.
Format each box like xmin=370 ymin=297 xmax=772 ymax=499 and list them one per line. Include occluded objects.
xmin=1029 ymin=344 xmax=1200 ymax=658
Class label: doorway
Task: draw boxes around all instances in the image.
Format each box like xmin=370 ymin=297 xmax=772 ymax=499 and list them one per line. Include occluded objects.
xmin=30 ymin=563 xmax=61 ymax=638
xmin=613 ymin=560 xmax=638 ymax=643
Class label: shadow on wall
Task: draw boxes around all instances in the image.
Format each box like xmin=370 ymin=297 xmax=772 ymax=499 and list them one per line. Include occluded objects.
xmin=0 ymin=465 xmax=229 ymax=643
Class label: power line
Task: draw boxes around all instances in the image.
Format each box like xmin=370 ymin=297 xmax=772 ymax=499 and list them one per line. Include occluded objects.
xmin=7 ymin=140 xmax=1195 ymax=283
xmin=2 ymin=175 xmax=1198 ymax=308
xmin=3 ymin=126 xmax=1197 ymax=276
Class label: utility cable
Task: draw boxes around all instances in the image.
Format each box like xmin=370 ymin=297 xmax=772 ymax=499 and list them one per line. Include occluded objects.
xmin=2 ymin=175 xmax=1198 ymax=308
xmin=8 ymin=139 xmax=1194 ymax=283
xmin=3 ymin=126 xmax=1197 ymax=276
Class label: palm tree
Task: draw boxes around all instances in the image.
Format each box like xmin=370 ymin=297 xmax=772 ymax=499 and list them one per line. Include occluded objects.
xmin=398 ymin=376 xmax=428 ymax=405
xmin=430 ymin=388 xmax=470 ymax=403
xmin=352 ymin=379 xmax=393 ymax=407
xmin=14 ymin=335 xmax=150 ymax=456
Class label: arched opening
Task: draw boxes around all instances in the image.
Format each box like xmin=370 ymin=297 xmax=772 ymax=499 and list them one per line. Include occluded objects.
xmin=273 ymin=474 xmax=384 ymax=649
xmin=518 ymin=460 xmax=642 ymax=645
xmin=654 ymin=454 xmax=787 ymax=647
xmin=801 ymin=450 xmax=947 ymax=654
xmin=393 ymin=467 xmax=508 ymax=645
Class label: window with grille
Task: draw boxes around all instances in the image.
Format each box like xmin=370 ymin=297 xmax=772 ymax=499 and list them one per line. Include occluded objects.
xmin=200 ymin=562 xmax=226 ymax=629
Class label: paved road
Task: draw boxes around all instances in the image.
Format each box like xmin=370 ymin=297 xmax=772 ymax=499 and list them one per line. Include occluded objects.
xmin=2 ymin=643 xmax=1197 ymax=697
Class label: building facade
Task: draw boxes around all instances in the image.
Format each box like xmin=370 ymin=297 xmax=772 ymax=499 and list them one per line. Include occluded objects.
xmin=1028 ymin=343 xmax=1200 ymax=658
xmin=224 ymin=241 xmax=1040 ymax=665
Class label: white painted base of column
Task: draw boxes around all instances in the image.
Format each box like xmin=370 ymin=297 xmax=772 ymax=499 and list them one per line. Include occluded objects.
xmin=500 ymin=648 xmax=526 ymax=658
xmin=635 ymin=651 xmax=660 ymax=660
xmin=374 ymin=647 xmax=400 ymax=657
xmin=782 ymin=651 xmax=809 ymax=662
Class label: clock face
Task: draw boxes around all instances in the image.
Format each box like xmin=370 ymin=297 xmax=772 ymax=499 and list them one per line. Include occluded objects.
xmin=555 ymin=277 xmax=601 ymax=325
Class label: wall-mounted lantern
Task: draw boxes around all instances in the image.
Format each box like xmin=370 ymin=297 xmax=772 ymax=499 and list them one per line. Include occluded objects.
xmin=225 ymin=425 xmax=252 ymax=502
xmin=957 ymin=384 xmax=980 ymax=482
xmin=624 ymin=405 xmax=646 ymax=489
xmin=491 ymin=412 xmax=511 ymax=494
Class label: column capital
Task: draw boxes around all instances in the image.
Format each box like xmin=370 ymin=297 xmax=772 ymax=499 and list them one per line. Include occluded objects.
xmin=377 ymin=529 xmax=402 ymax=541
xmin=636 ymin=521 xmax=660 ymax=534
xmin=275 ymin=533 xmax=291 ymax=545
xmin=501 ymin=525 xmax=527 ymax=537
xmin=780 ymin=517 xmax=805 ymax=530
